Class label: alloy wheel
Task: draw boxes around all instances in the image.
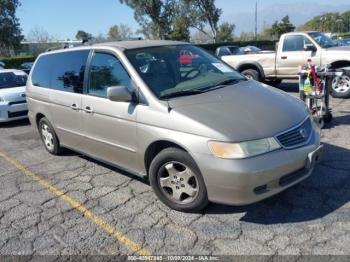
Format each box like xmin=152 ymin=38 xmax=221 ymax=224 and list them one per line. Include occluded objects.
xmin=41 ymin=124 xmax=54 ymax=151
xmin=332 ymin=75 xmax=350 ymax=93
xmin=158 ymin=162 xmax=199 ymax=204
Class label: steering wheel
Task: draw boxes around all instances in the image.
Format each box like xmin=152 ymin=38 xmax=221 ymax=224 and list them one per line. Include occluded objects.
xmin=183 ymin=68 xmax=200 ymax=80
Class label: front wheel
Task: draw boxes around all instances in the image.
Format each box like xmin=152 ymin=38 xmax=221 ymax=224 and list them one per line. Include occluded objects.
xmin=149 ymin=148 xmax=209 ymax=212
xmin=331 ymin=75 xmax=350 ymax=98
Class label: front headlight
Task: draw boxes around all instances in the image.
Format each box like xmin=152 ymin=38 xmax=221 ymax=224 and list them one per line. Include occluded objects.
xmin=208 ymin=138 xmax=281 ymax=159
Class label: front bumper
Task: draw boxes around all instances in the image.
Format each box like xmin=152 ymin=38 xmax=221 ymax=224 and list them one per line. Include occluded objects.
xmin=0 ymin=103 xmax=28 ymax=123
xmin=193 ymin=130 xmax=322 ymax=206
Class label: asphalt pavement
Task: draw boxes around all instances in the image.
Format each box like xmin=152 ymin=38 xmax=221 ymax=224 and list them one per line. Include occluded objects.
xmin=0 ymin=81 xmax=349 ymax=258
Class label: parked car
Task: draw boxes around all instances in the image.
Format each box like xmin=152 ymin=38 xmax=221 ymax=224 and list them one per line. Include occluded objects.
xmin=240 ymin=46 xmax=262 ymax=54
xmin=27 ymin=41 xmax=322 ymax=212
xmin=335 ymin=38 xmax=350 ymax=46
xmin=0 ymin=69 xmax=28 ymax=123
xmin=19 ymin=62 xmax=34 ymax=74
xmin=221 ymin=31 xmax=350 ymax=98
xmin=215 ymin=45 xmax=242 ymax=58
xmin=0 ymin=61 xmax=5 ymax=69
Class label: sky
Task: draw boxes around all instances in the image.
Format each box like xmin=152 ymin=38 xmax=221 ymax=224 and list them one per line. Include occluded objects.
xmin=17 ymin=0 xmax=350 ymax=40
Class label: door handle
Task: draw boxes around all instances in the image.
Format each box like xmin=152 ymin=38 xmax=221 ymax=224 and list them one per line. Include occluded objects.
xmin=71 ymin=104 xmax=79 ymax=111
xmin=281 ymin=56 xmax=288 ymax=60
xmin=84 ymin=106 xmax=94 ymax=114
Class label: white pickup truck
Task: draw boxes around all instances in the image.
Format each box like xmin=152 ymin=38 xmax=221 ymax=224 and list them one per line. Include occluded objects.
xmin=220 ymin=31 xmax=350 ymax=98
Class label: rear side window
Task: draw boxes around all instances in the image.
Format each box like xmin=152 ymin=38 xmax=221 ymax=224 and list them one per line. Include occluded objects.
xmin=32 ymin=55 xmax=52 ymax=87
xmin=51 ymin=51 xmax=89 ymax=93
xmin=31 ymin=50 xmax=89 ymax=93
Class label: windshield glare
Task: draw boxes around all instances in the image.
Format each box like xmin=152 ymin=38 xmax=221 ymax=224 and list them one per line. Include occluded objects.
xmin=0 ymin=72 xmax=27 ymax=89
xmin=308 ymin=32 xmax=337 ymax=48
xmin=125 ymin=45 xmax=245 ymax=99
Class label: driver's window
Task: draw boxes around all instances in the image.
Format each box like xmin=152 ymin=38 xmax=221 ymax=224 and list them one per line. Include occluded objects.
xmin=283 ymin=35 xmax=312 ymax=52
xmin=88 ymin=52 xmax=131 ymax=98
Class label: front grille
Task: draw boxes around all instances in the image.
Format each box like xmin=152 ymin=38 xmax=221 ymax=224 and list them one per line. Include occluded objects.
xmin=8 ymin=100 xmax=26 ymax=106
xmin=276 ymin=118 xmax=312 ymax=149
xmin=8 ymin=110 xmax=28 ymax=118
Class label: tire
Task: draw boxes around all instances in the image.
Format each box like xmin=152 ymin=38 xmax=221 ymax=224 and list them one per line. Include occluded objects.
xmin=149 ymin=148 xmax=209 ymax=212
xmin=331 ymin=75 xmax=350 ymax=98
xmin=38 ymin=117 xmax=62 ymax=155
xmin=315 ymin=117 xmax=325 ymax=129
xmin=323 ymin=112 xmax=333 ymax=124
xmin=241 ymin=69 xmax=260 ymax=81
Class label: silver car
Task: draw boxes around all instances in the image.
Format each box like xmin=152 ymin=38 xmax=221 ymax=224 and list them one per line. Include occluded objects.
xmin=26 ymin=41 xmax=322 ymax=212
xmin=0 ymin=69 xmax=28 ymax=123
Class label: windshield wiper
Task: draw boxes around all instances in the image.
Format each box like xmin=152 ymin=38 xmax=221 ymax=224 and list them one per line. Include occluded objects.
xmin=200 ymin=78 xmax=246 ymax=92
xmin=160 ymin=79 xmax=246 ymax=99
xmin=160 ymin=89 xmax=205 ymax=99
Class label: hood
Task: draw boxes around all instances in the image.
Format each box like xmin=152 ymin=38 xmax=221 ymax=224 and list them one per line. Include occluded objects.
xmin=168 ymin=81 xmax=308 ymax=142
xmin=326 ymin=46 xmax=350 ymax=51
xmin=0 ymin=86 xmax=26 ymax=103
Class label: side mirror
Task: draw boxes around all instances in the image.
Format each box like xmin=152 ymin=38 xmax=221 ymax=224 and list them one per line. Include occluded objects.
xmin=304 ymin=44 xmax=317 ymax=52
xmin=107 ymin=86 xmax=132 ymax=102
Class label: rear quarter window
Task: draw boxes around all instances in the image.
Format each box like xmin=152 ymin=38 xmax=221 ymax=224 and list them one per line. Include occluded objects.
xmin=31 ymin=50 xmax=89 ymax=93
xmin=32 ymin=55 xmax=52 ymax=87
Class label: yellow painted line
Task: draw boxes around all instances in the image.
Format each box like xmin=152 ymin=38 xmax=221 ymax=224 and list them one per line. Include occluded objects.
xmin=0 ymin=150 xmax=152 ymax=257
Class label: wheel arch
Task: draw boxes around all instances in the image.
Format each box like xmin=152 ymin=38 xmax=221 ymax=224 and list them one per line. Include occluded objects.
xmin=236 ymin=61 xmax=266 ymax=79
xmin=144 ymin=140 xmax=189 ymax=176
xmin=330 ymin=60 xmax=350 ymax=69
xmin=35 ymin=113 xmax=46 ymax=129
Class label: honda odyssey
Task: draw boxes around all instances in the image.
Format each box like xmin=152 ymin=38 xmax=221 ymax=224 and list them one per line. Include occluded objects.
xmin=26 ymin=40 xmax=322 ymax=212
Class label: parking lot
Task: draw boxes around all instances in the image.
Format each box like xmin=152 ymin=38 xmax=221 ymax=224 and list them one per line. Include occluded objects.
xmin=0 ymin=81 xmax=349 ymax=257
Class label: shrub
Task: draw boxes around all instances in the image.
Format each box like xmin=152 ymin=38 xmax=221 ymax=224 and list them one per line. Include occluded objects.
xmin=0 ymin=56 xmax=36 ymax=69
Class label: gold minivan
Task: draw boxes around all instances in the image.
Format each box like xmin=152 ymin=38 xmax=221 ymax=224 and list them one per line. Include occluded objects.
xmin=27 ymin=41 xmax=322 ymax=212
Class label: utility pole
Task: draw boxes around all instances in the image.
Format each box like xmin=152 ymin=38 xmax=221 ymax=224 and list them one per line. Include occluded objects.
xmin=255 ymin=0 xmax=258 ymax=41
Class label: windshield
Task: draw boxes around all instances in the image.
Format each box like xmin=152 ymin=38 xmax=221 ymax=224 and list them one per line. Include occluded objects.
xmin=228 ymin=46 xmax=242 ymax=55
xmin=0 ymin=72 xmax=27 ymax=89
xmin=308 ymin=32 xmax=338 ymax=48
xmin=125 ymin=45 xmax=245 ymax=99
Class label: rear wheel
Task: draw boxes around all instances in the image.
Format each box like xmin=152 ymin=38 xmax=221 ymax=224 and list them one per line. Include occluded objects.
xmin=149 ymin=148 xmax=209 ymax=212
xmin=38 ymin=117 xmax=62 ymax=155
xmin=241 ymin=69 xmax=260 ymax=81
xmin=331 ymin=75 xmax=350 ymax=98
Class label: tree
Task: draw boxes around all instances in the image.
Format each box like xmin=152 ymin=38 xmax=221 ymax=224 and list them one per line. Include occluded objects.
xmin=186 ymin=0 xmax=222 ymax=43
xmin=108 ymin=25 xmax=120 ymax=39
xmin=119 ymin=0 xmax=175 ymax=39
xmin=301 ymin=11 xmax=350 ymax=33
xmin=108 ymin=24 xmax=133 ymax=40
xmin=239 ymin=32 xmax=255 ymax=41
xmin=0 ymin=0 xmax=23 ymax=56
xmin=167 ymin=2 xmax=191 ymax=41
xmin=168 ymin=16 xmax=190 ymax=41
xmin=75 ymin=30 xmax=92 ymax=40
xmin=269 ymin=15 xmax=295 ymax=39
xmin=217 ymin=22 xmax=235 ymax=42
xmin=191 ymin=30 xmax=213 ymax=44
xmin=120 ymin=0 xmax=223 ymax=41
xmin=27 ymin=26 xmax=53 ymax=42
